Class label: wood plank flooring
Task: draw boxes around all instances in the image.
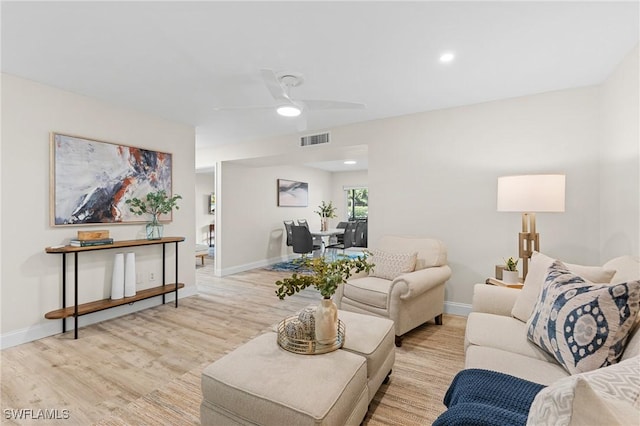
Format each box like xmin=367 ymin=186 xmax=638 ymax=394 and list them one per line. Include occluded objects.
xmin=1 ymin=257 xmax=467 ymax=425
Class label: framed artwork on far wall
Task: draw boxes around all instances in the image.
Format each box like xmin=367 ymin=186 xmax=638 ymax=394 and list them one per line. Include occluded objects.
xmin=50 ymin=133 xmax=174 ymax=226
xmin=277 ymin=179 xmax=308 ymax=207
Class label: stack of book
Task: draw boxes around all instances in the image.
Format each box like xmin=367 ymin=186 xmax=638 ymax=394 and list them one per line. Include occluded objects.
xmin=70 ymin=230 xmax=114 ymax=247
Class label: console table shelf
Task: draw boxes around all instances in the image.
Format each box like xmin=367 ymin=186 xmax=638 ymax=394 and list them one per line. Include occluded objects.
xmin=45 ymin=236 xmax=185 ymax=253
xmin=45 ymin=283 xmax=185 ymax=319
xmin=45 ymin=236 xmax=185 ymax=339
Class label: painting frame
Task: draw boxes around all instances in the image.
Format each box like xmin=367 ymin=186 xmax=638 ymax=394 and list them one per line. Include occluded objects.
xmin=277 ymin=179 xmax=309 ymax=207
xmin=50 ymin=133 xmax=174 ymax=226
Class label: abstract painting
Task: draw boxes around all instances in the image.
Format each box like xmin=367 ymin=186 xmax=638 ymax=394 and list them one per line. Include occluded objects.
xmin=50 ymin=133 xmax=173 ymax=226
xmin=277 ymin=179 xmax=308 ymax=207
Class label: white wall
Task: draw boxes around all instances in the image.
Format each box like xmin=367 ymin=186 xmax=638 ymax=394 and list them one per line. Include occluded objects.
xmin=217 ymin=162 xmax=332 ymax=275
xmin=1 ymin=74 xmax=196 ymax=348
xmin=338 ymin=87 xmax=603 ymax=305
xmin=195 ymin=171 xmax=215 ymax=246
xmin=600 ymin=44 xmax=640 ymax=261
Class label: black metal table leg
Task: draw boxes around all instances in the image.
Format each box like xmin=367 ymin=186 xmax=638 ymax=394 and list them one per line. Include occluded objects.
xmin=175 ymin=241 xmax=179 ymax=308
xmin=162 ymin=243 xmax=166 ymax=304
xmin=74 ymin=252 xmax=78 ymax=339
xmin=62 ymin=253 xmax=67 ymax=334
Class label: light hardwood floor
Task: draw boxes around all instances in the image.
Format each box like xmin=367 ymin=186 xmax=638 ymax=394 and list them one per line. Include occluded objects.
xmin=1 ymin=257 xmax=466 ymax=425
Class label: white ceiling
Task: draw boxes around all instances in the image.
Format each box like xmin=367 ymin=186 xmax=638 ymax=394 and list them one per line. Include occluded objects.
xmin=2 ymin=1 xmax=638 ymax=164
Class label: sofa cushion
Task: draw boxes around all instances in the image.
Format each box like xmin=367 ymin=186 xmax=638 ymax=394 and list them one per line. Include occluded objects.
xmin=368 ymin=249 xmax=417 ymax=280
xmin=343 ymin=276 xmax=392 ymax=309
xmin=527 ymin=356 xmax=640 ymax=426
xmin=465 ymin=312 xmax=556 ymax=363
xmin=512 ymin=252 xmax=616 ymax=322
xmin=465 ymin=345 xmax=569 ymax=386
xmin=526 ymin=260 xmax=640 ymax=374
xmin=621 ymin=318 xmax=640 ymax=361
xmin=603 ymin=255 xmax=640 ymax=285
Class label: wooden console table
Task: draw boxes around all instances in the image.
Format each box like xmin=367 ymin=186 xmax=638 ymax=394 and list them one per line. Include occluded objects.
xmin=45 ymin=236 xmax=185 ymax=339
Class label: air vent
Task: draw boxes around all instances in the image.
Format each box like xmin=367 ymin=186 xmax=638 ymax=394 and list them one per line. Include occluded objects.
xmin=300 ymin=132 xmax=330 ymax=147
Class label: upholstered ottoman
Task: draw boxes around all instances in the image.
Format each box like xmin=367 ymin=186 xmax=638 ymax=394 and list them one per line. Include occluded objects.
xmin=200 ymin=332 xmax=369 ymax=426
xmin=339 ymin=310 xmax=395 ymax=402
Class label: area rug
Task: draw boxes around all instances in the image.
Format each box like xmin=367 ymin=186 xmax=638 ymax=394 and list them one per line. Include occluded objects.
xmin=265 ymin=252 xmax=367 ymax=272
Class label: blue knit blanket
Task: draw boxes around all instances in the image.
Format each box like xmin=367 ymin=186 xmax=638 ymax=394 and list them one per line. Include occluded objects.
xmin=433 ymin=369 xmax=546 ymax=426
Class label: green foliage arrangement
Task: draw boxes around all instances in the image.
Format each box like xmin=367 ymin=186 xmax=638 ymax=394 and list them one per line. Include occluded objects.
xmin=126 ymin=190 xmax=182 ymax=224
xmin=315 ymin=200 xmax=337 ymax=219
xmin=275 ymin=254 xmax=374 ymax=299
xmin=504 ymin=257 xmax=519 ymax=272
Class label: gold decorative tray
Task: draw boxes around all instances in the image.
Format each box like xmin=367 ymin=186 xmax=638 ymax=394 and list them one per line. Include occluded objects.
xmin=277 ymin=316 xmax=345 ymax=355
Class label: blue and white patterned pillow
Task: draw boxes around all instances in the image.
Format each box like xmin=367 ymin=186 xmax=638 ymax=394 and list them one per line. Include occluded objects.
xmin=526 ymin=260 xmax=640 ymax=374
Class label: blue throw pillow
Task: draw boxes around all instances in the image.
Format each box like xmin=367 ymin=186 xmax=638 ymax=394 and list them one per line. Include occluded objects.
xmin=526 ymin=260 xmax=640 ymax=374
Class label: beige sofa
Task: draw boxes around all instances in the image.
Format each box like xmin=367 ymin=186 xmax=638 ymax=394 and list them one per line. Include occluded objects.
xmin=463 ymin=253 xmax=640 ymax=424
xmin=335 ymin=235 xmax=451 ymax=346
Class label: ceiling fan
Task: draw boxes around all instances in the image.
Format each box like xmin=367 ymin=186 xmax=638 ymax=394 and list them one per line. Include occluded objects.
xmin=215 ymin=69 xmax=365 ymax=128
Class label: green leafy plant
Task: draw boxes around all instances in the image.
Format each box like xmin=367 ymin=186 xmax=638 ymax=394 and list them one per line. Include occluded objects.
xmin=504 ymin=257 xmax=519 ymax=272
xmin=315 ymin=200 xmax=337 ymax=218
xmin=126 ymin=190 xmax=182 ymax=224
xmin=275 ymin=254 xmax=374 ymax=299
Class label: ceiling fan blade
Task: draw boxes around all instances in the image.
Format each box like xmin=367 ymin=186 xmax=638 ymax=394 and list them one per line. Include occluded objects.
xmin=301 ymin=99 xmax=366 ymax=110
xmin=260 ymin=69 xmax=291 ymax=102
xmin=296 ymin=112 xmax=308 ymax=132
xmin=213 ymin=105 xmax=275 ymax=112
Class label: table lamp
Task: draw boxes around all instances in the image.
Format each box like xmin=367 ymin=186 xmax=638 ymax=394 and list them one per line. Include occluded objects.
xmin=497 ymin=174 xmax=565 ymax=279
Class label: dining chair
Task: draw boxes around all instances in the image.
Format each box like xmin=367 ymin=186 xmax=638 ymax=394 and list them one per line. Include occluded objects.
xmin=291 ymin=225 xmax=321 ymax=257
xmin=283 ymin=220 xmax=294 ymax=247
xmin=297 ymin=218 xmax=323 ymax=246
xmin=354 ymin=221 xmax=368 ymax=248
xmin=326 ymin=222 xmax=357 ymax=254
xmin=335 ymin=221 xmax=349 ymax=244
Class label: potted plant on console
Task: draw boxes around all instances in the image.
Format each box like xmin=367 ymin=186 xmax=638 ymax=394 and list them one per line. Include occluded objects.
xmin=126 ymin=190 xmax=182 ymax=240
xmin=275 ymin=254 xmax=373 ymax=344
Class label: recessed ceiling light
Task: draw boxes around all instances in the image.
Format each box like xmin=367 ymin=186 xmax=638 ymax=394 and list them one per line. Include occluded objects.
xmin=276 ymin=105 xmax=301 ymax=117
xmin=439 ymin=52 xmax=455 ymax=63
xmin=344 ymin=160 xmax=357 ymax=165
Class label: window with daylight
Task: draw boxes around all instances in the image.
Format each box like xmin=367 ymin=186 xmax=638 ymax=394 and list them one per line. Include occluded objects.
xmin=345 ymin=187 xmax=368 ymax=221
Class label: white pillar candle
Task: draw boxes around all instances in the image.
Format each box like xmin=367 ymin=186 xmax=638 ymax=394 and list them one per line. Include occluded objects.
xmin=111 ymin=253 xmax=125 ymax=300
xmin=124 ymin=252 xmax=137 ymax=297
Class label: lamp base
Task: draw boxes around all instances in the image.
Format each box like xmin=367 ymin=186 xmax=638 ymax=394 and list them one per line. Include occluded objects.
xmin=518 ymin=212 xmax=540 ymax=279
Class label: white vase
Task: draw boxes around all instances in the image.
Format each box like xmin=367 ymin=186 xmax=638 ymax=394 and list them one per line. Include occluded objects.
xmin=502 ymin=270 xmax=519 ymax=284
xmin=124 ymin=252 xmax=137 ymax=297
xmin=111 ymin=253 xmax=124 ymax=300
xmin=320 ymin=218 xmax=328 ymax=232
xmin=315 ymin=298 xmax=338 ymax=344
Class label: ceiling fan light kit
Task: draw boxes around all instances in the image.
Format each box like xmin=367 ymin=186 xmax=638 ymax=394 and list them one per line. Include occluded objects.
xmin=214 ymin=69 xmax=365 ymax=129
xmin=276 ymin=105 xmax=302 ymax=117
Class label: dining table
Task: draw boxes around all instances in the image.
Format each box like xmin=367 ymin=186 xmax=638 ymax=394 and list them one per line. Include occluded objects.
xmin=309 ymin=228 xmax=345 ymax=254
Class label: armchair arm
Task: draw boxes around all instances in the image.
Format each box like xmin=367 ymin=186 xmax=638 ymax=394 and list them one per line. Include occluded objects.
xmin=471 ymin=283 xmax=520 ymax=317
xmin=390 ymin=265 xmax=452 ymax=300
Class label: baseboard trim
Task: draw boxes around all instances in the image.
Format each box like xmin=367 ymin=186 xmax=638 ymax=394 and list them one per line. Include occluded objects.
xmin=219 ymin=255 xmax=295 ymax=276
xmin=1 ymin=285 xmax=199 ymax=349
xmin=444 ymin=301 xmax=472 ymax=317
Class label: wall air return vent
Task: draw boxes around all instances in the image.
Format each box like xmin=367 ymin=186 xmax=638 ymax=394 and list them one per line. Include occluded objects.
xmin=300 ymin=132 xmax=330 ymax=147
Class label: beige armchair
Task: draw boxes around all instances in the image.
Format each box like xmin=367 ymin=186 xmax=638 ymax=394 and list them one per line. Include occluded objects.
xmin=335 ymin=236 xmax=451 ymax=347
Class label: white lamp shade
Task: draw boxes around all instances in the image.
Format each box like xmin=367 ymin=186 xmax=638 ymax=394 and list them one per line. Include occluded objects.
xmin=497 ymin=174 xmax=565 ymax=212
